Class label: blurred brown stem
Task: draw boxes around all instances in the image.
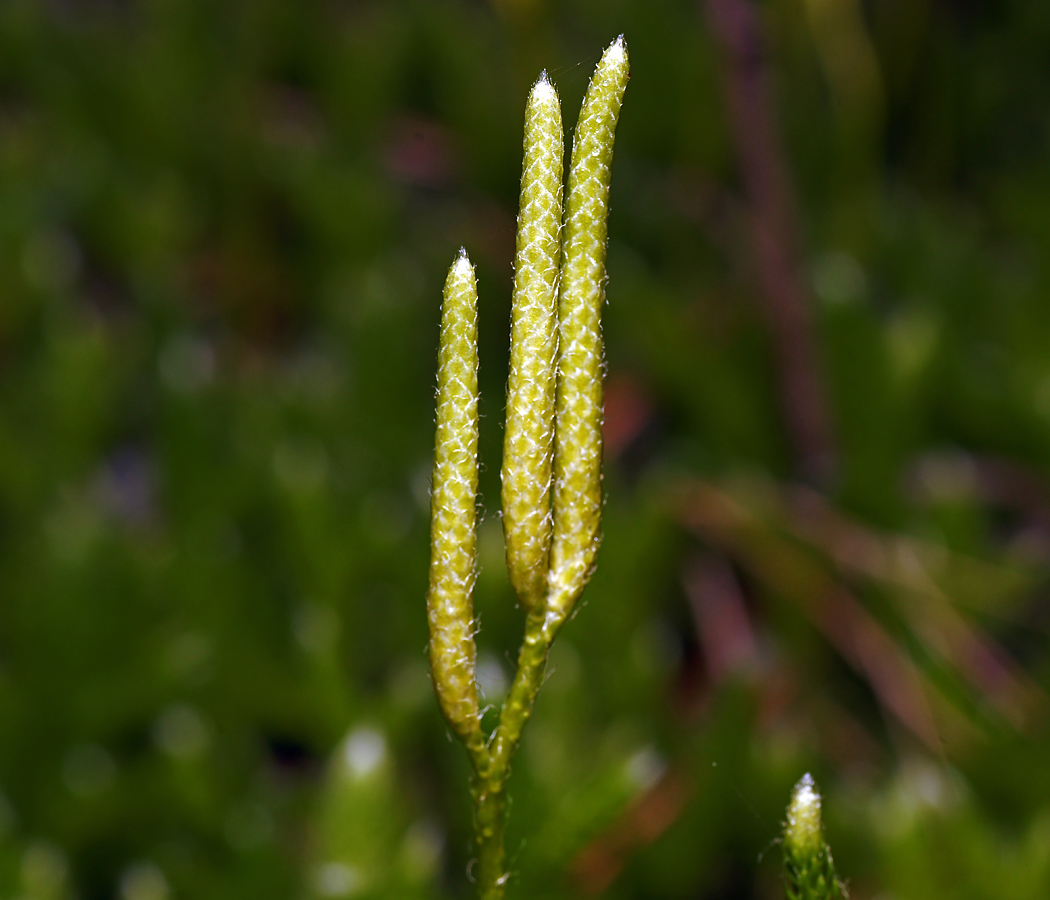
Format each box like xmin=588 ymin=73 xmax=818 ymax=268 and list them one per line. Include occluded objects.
xmin=701 ymin=0 xmax=835 ymax=482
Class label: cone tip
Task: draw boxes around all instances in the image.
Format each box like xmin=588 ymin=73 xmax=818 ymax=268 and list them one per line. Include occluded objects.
xmin=452 ymin=247 xmax=473 ymax=275
xmin=532 ymin=70 xmax=558 ymax=102
xmin=785 ymin=773 xmax=823 ymax=855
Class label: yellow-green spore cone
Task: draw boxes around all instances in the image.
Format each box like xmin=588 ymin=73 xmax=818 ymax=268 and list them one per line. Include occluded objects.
xmin=427 ymin=250 xmax=483 ymax=749
xmin=785 ymin=773 xmax=824 ymax=859
xmin=502 ymin=72 xmax=564 ymax=611
xmin=549 ymin=36 xmax=629 ymax=616
xmin=783 ymin=774 xmax=848 ymax=900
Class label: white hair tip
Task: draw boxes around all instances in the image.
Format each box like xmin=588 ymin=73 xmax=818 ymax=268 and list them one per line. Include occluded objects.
xmin=452 ymin=248 xmax=473 ymax=275
xmin=532 ymin=71 xmax=557 ymax=101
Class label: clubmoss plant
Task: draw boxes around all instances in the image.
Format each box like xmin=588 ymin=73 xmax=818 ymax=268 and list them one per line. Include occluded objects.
xmin=427 ymin=37 xmax=629 ymax=899
xmin=783 ymin=774 xmax=848 ymax=900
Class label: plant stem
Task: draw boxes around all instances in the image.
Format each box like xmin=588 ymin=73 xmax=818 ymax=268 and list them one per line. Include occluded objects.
xmin=491 ymin=608 xmax=563 ymax=773
xmin=471 ymin=773 xmax=508 ymax=899
xmin=469 ymin=607 xmax=567 ymax=897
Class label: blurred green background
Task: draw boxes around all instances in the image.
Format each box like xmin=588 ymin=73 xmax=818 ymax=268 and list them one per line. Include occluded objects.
xmin=1 ymin=0 xmax=1049 ymax=898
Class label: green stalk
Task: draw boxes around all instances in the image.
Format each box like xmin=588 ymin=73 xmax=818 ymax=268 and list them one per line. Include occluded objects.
xmin=471 ymin=771 xmax=509 ymax=898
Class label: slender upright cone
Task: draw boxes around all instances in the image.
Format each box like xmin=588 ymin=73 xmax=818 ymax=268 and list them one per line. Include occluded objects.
xmin=502 ymin=72 xmax=564 ymax=611
xmin=427 ymin=250 xmax=483 ymax=752
xmin=785 ymin=773 xmax=824 ymax=860
xmin=783 ymin=774 xmax=848 ymax=900
xmin=549 ymin=36 xmax=630 ymax=617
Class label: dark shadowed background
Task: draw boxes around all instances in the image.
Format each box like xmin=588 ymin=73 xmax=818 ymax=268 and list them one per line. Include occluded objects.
xmin=1 ymin=0 xmax=1049 ymax=898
